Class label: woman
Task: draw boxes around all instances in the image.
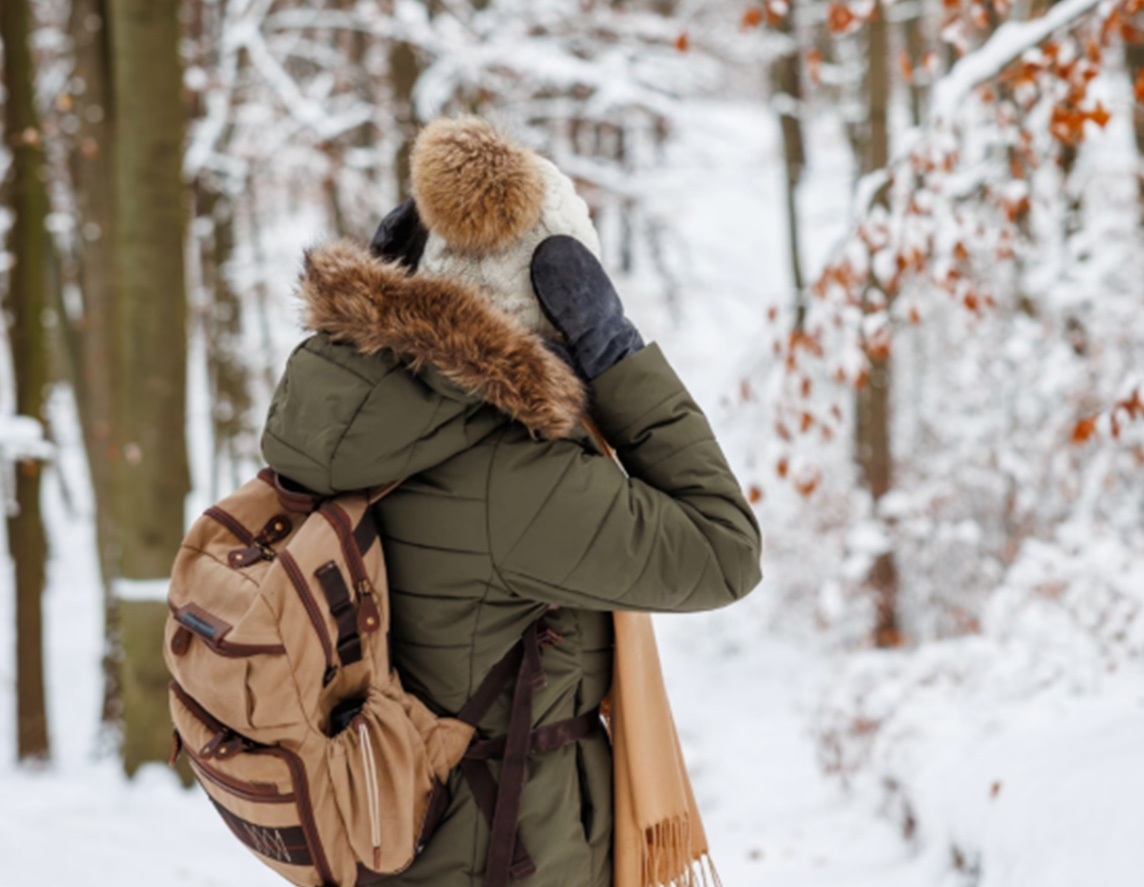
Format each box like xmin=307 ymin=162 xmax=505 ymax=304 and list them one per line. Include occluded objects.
xmin=261 ymin=117 xmax=762 ymax=887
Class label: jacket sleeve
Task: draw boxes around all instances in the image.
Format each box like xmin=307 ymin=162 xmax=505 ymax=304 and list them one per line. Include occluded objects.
xmin=487 ymin=343 xmax=762 ymax=612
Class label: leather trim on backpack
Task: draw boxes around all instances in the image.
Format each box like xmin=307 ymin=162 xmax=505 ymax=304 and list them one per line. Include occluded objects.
xmin=279 ymin=550 xmax=339 ymax=687
xmin=171 ymin=603 xmax=287 ymax=658
xmin=262 ymin=467 xmax=326 ymax=514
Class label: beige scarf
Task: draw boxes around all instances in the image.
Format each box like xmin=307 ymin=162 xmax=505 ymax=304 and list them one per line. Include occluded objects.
xmin=610 ymin=612 xmax=719 ymax=887
xmin=583 ymin=420 xmax=719 ymax=887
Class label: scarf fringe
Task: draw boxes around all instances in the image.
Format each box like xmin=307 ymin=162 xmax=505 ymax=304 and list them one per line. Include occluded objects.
xmin=639 ymin=817 xmax=722 ymax=887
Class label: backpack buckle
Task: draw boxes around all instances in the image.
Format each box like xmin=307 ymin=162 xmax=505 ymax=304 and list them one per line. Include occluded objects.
xmin=357 ymin=588 xmax=382 ymax=634
xmin=201 ymin=728 xmax=244 ymax=761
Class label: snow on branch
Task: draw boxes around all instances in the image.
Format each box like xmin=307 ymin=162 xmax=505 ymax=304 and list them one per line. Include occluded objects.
xmin=931 ymin=0 xmax=1105 ymax=122
xmin=185 ymin=0 xmax=387 ymax=182
xmin=761 ymin=0 xmax=1138 ymax=493
xmin=845 ymin=0 xmax=1114 ymax=223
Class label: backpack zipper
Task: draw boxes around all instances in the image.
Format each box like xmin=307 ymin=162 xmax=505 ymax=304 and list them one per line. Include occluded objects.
xmin=186 ymin=750 xmax=293 ymax=803
xmin=205 ymin=506 xmax=254 ymax=546
xmin=279 ymin=550 xmax=338 ymax=686
xmin=171 ymin=679 xmax=225 ymax=732
xmin=206 ymin=507 xmax=290 ymax=566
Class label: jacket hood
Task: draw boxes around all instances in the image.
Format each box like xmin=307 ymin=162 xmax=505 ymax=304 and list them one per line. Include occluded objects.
xmin=297 ymin=239 xmax=588 ymax=441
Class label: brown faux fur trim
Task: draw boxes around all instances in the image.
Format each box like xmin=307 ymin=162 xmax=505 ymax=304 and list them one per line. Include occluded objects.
xmin=297 ymin=240 xmax=588 ymax=440
xmin=410 ymin=116 xmax=545 ymax=253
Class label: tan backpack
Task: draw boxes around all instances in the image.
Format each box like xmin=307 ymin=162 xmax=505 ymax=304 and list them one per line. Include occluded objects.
xmin=165 ymin=469 xmax=595 ymax=887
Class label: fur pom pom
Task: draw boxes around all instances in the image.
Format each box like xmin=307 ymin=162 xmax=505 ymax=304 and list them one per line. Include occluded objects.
xmin=410 ymin=116 xmax=545 ymax=253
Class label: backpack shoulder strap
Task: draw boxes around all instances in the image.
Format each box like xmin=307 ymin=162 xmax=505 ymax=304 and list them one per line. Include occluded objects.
xmin=258 ymin=467 xmax=325 ymax=513
xmin=367 ymin=479 xmax=402 ymax=505
xmin=353 ymin=480 xmax=402 ymax=558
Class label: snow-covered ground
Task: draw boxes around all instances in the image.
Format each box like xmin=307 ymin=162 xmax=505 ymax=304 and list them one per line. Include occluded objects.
xmin=660 ymin=604 xmax=1144 ymax=887
xmin=659 ymin=612 xmax=932 ymax=887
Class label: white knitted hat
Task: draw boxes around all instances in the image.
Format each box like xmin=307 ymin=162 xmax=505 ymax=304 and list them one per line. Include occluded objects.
xmin=410 ymin=116 xmax=602 ymax=338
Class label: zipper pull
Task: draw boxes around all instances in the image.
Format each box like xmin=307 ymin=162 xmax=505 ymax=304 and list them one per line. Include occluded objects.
xmin=214 ymin=736 xmax=243 ymax=760
xmin=228 ymin=546 xmax=266 ymax=569
xmin=201 ymin=727 xmax=246 ymax=761
xmin=357 ymin=582 xmax=382 ymax=634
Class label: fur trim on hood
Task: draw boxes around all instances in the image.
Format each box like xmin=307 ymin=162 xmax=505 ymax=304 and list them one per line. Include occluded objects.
xmin=411 ymin=116 xmax=546 ymax=253
xmin=297 ymin=239 xmax=588 ymax=440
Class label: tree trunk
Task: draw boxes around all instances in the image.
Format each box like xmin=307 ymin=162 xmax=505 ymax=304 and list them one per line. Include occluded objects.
xmin=195 ymin=184 xmax=252 ymax=498
xmin=389 ymin=38 xmax=421 ymax=200
xmin=772 ymin=2 xmax=807 ymax=326
xmin=1128 ymin=39 xmax=1144 ymax=225
xmin=107 ymin=0 xmax=191 ymax=774
xmin=865 ymin=4 xmax=890 ymax=176
xmin=244 ymin=178 xmax=281 ymax=398
xmin=67 ymin=0 xmax=123 ymax=734
xmin=903 ymin=8 xmax=927 ymax=126
xmin=2 ymin=0 xmax=52 ymax=762
xmin=332 ymin=0 xmax=376 ymax=234
xmin=858 ymin=1 xmax=902 ymax=648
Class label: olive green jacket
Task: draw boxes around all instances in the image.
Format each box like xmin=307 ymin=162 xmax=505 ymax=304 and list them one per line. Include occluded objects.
xmin=261 ymin=240 xmax=762 ymax=887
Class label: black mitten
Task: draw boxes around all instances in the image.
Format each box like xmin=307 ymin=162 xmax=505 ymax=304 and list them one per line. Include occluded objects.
xmin=529 ymin=235 xmax=644 ymax=381
xmin=369 ymin=198 xmax=429 ymax=272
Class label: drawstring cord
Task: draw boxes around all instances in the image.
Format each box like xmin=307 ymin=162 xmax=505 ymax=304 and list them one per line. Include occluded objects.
xmin=357 ymin=718 xmax=382 ymax=870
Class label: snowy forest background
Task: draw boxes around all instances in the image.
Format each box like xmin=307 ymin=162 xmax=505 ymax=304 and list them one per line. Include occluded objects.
xmin=2 ymin=0 xmax=1142 ymax=883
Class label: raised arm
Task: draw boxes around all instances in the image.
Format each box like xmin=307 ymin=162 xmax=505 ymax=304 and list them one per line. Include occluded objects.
xmin=488 ymin=236 xmax=762 ymax=612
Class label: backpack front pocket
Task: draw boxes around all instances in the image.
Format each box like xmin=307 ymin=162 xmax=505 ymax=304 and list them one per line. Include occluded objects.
xmin=171 ymin=682 xmax=335 ymax=887
xmin=166 ymin=598 xmax=297 ymax=737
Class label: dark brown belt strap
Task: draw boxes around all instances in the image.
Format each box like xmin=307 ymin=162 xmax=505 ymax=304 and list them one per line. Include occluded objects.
xmin=460 ymin=758 xmax=537 ymax=882
xmin=482 ymin=620 xmax=544 ymax=887
xmin=465 ymin=709 xmax=602 ymax=761
xmin=456 ymin=639 xmax=527 ymax=729
xmin=458 ymin=709 xmax=601 ymax=884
